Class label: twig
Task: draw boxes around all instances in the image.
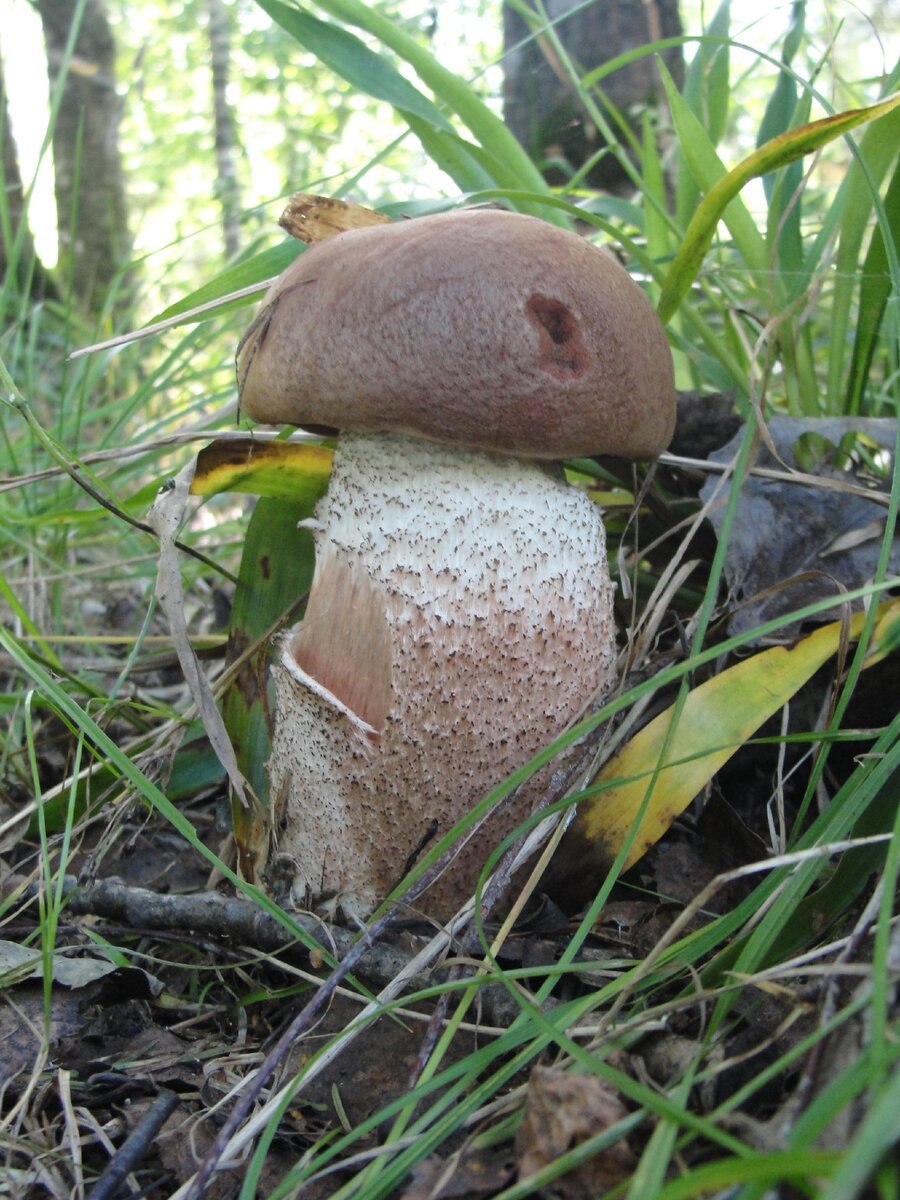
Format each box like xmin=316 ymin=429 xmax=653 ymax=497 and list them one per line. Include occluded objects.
xmin=36 ymin=877 xmax=418 ymax=989
xmin=89 ymin=1088 xmax=179 ymax=1200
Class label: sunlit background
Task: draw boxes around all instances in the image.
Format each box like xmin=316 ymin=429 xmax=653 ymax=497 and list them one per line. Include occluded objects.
xmin=2 ymin=0 xmax=898 ymax=312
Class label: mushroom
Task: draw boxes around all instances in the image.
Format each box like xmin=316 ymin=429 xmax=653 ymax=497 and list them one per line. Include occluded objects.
xmin=236 ymin=208 xmax=675 ymax=920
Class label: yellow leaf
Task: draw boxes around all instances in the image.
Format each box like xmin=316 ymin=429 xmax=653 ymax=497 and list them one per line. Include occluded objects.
xmin=278 ymin=192 xmax=392 ymax=244
xmin=190 ymin=439 xmax=333 ymax=501
xmin=566 ymin=599 xmax=900 ymax=873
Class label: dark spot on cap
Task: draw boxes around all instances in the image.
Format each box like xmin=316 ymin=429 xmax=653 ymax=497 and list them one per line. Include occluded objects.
xmin=526 ymin=294 xmax=586 ymax=375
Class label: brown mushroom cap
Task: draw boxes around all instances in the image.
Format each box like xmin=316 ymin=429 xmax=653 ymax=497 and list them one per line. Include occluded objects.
xmin=237 ymin=209 xmax=675 ymax=460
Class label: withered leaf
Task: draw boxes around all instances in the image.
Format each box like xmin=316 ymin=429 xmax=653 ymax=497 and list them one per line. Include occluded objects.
xmin=278 ymin=192 xmax=392 ymax=244
xmin=516 ymin=1066 xmax=636 ymax=1199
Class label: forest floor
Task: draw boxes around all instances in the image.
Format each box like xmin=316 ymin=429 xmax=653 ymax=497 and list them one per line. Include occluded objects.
xmin=1 ymin=397 xmax=898 ymax=1199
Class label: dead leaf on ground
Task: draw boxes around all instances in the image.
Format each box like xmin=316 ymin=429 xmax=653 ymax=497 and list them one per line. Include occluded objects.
xmin=515 ymin=1065 xmax=636 ymax=1199
xmin=400 ymin=1143 xmax=516 ymax=1199
xmin=700 ymin=416 xmax=898 ymax=637
xmin=0 ymin=969 xmax=172 ymax=1092
xmin=556 ymin=597 xmax=899 ymax=892
xmin=286 ymin=995 xmax=478 ymax=1133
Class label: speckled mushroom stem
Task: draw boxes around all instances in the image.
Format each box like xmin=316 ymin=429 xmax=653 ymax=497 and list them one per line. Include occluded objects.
xmin=235 ymin=207 xmax=677 ymax=918
xmin=263 ymin=431 xmax=616 ymax=920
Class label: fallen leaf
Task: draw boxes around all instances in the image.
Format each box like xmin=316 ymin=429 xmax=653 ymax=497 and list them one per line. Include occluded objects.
xmin=0 ymin=940 xmax=117 ymax=987
xmin=561 ymin=598 xmax=900 ymax=876
xmin=700 ymin=416 xmax=898 ymax=637
xmin=400 ymin=1145 xmax=516 ymax=1199
xmin=278 ymin=192 xmax=392 ymax=244
xmin=515 ymin=1066 xmax=636 ymax=1199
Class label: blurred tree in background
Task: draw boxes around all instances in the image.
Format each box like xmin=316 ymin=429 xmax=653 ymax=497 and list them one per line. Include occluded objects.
xmin=206 ymin=0 xmax=243 ymax=258
xmin=503 ymin=0 xmax=683 ymax=192
xmin=35 ymin=0 xmax=131 ymax=315
xmin=2 ymin=0 xmax=690 ymax=318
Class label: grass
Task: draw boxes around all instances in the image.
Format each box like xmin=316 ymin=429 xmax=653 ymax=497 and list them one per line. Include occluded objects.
xmin=1 ymin=1 xmax=898 ymax=1197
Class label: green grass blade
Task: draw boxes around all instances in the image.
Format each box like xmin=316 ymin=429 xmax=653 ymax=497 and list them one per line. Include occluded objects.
xmin=675 ymin=5 xmax=731 ymax=226
xmin=661 ymin=59 xmax=767 ymax=288
xmin=0 ymin=625 xmax=229 ymax=878
xmin=704 ymin=719 xmax=899 ymax=1022
xmin=301 ymin=0 xmax=557 ymax=211
xmin=757 ymin=6 xmax=809 ymax=295
xmin=652 ymin=1150 xmax=841 ymax=1199
xmin=254 ymin=0 xmax=452 ymax=132
xmin=697 ymin=4 xmax=731 ymax=148
xmin=823 ymin=76 xmax=900 ymax=410
xmin=640 ymin=112 xmax=672 ymax=295
xmin=153 ymin=241 xmax=302 ymax=324
xmin=658 ymin=91 xmax=900 ymax=322
xmin=844 ymin=151 xmax=900 ymax=413
xmin=406 ymin=117 xmax=538 ymax=195
xmin=0 ymin=624 xmax=329 ymax=966
xmin=247 ymin=0 xmax=556 ymax=211
xmin=818 ymin=1059 xmax=900 ymax=1200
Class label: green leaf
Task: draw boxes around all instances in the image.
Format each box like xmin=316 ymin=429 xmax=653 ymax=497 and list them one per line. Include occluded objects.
xmin=255 ymin=0 xmax=452 ymax=132
xmin=675 ymin=6 xmax=731 ymax=226
xmin=153 ymin=240 xmax=302 ymax=324
xmin=756 ymin=2 xmax=806 ymax=165
xmin=819 ymin=1060 xmax=900 ymax=1200
xmin=758 ymin=4 xmax=809 ymax=290
xmin=653 ymin=1150 xmax=841 ymax=1200
xmin=224 ymin=492 xmax=321 ymax=879
xmin=405 ymin=117 xmax=498 ymax=193
xmin=681 ymin=5 xmax=731 ymax=141
xmin=257 ymin=0 xmax=554 ymax=206
xmin=305 ymin=0 xmax=557 ymax=214
xmin=764 ymin=766 xmax=898 ymax=965
xmin=823 ymin=101 xmax=900 ymax=409
xmin=662 ymin=59 xmax=767 ymax=288
xmin=845 ymin=152 xmax=900 ymax=413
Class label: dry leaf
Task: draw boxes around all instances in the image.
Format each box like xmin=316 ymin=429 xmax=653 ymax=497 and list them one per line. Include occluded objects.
xmin=400 ymin=1145 xmax=516 ymax=1199
xmin=700 ymin=416 xmax=898 ymax=637
xmin=516 ymin=1066 xmax=636 ymax=1198
xmin=146 ymin=460 xmax=249 ymax=808
xmin=559 ymin=598 xmax=900 ymax=882
xmin=278 ymin=192 xmax=392 ymax=244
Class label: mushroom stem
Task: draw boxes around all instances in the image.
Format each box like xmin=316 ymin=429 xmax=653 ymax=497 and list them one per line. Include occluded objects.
xmin=264 ymin=431 xmax=616 ymax=919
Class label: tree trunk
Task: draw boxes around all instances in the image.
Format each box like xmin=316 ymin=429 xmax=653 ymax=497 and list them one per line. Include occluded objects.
xmin=503 ymin=0 xmax=684 ymax=193
xmin=35 ymin=0 xmax=130 ymax=314
xmin=207 ymin=0 xmax=243 ymax=260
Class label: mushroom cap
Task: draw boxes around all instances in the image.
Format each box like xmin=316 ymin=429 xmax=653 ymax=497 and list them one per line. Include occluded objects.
xmin=237 ymin=209 xmax=675 ymax=460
